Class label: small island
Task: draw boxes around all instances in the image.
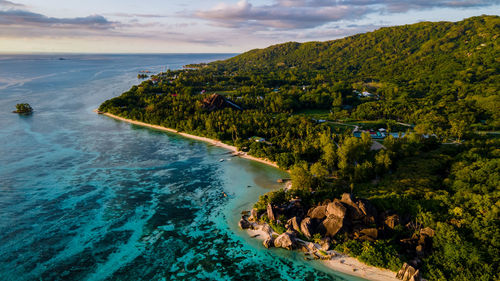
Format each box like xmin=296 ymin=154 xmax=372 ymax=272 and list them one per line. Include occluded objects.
xmin=13 ymin=103 xmax=33 ymax=114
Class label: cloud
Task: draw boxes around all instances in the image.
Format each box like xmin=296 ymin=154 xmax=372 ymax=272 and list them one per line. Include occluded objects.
xmin=106 ymin=13 xmax=170 ymax=18
xmin=195 ymin=0 xmax=499 ymax=30
xmin=0 ymin=10 xmax=116 ymax=30
xmin=343 ymin=0 xmax=500 ymax=13
xmin=0 ymin=0 xmax=24 ymax=9
xmin=295 ymin=23 xmax=381 ymax=39
xmin=0 ymin=7 xmax=225 ymax=47
xmin=196 ymin=0 xmax=366 ymax=29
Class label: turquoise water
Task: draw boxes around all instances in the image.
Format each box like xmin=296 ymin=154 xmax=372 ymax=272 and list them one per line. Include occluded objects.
xmin=0 ymin=54 xmax=365 ymax=280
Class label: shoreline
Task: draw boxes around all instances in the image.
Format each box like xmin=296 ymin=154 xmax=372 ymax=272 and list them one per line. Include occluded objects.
xmin=97 ymin=110 xmax=397 ymax=281
xmin=96 ymin=111 xmax=280 ymax=169
xmin=245 ymin=226 xmax=399 ymax=281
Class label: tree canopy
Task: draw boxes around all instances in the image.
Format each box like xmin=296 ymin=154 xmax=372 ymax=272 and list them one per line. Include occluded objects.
xmin=99 ymin=15 xmax=499 ymax=280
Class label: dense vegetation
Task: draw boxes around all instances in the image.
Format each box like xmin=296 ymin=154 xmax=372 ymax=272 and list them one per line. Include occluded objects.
xmin=14 ymin=103 xmax=33 ymax=114
xmin=99 ymin=15 xmax=499 ymax=280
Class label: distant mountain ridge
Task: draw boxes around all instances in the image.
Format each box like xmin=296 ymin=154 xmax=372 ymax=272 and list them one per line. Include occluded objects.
xmin=210 ymin=15 xmax=498 ymax=96
xmin=98 ymin=16 xmax=500 ymax=281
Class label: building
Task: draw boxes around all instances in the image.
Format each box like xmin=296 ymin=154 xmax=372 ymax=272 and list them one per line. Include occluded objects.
xmin=249 ymin=136 xmax=266 ymax=142
xmin=370 ymin=141 xmax=386 ymax=151
xmin=360 ymin=91 xmax=375 ymax=98
xmin=353 ymin=130 xmax=386 ymax=139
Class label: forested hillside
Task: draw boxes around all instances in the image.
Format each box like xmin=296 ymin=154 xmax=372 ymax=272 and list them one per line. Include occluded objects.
xmin=99 ymin=15 xmax=499 ymax=281
xmin=204 ymin=15 xmax=499 ymax=132
xmin=214 ymin=15 xmax=498 ymax=95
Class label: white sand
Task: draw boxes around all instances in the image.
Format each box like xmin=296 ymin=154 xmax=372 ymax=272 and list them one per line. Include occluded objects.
xmin=98 ymin=111 xmax=279 ymax=168
xmin=98 ymin=110 xmax=398 ymax=281
xmin=246 ymin=224 xmax=398 ymax=281
xmin=323 ymin=255 xmax=399 ymax=281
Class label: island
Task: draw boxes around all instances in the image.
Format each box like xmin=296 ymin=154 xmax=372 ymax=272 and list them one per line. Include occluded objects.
xmin=98 ymin=15 xmax=499 ymax=281
xmin=13 ymin=103 xmax=33 ymax=114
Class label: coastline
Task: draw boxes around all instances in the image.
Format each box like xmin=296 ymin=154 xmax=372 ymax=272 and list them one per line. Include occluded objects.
xmin=96 ymin=111 xmax=280 ymax=169
xmin=246 ymin=227 xmax=399 ymax=281
xmin=97 ymin=110 xmax=397 ymax=281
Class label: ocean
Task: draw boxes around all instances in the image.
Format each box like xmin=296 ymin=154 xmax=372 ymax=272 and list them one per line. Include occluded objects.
xmin=0 ymin=54 xmax=365 ymax=281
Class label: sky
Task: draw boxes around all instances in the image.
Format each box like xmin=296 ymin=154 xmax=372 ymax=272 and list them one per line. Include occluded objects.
xmin=0 ymin=0 xmax=498 ymax=53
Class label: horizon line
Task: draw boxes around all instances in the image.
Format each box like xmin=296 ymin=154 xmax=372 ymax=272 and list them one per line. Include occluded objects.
xmin=0 ymin=52 xmax=241 ymax=55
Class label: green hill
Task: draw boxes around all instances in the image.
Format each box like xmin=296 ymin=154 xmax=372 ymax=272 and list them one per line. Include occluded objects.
xmin=199 ymin=15 xmax=499 ymax=131
xmin=99 ymin=16 xmax=500 ymax=280
xmin=215 ymin=15 xmax=498 ymax=92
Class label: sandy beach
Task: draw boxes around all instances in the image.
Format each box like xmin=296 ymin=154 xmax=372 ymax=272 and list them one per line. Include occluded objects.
xmin=97 ymin=111 xmax=280 ymax=169
xmin=322 ymin=256 xmax=399 ymax=281
xmin=246 ymin=226 xmax=399 ymax=281
xmin=98 ymin=110 xmax=398 ymax=281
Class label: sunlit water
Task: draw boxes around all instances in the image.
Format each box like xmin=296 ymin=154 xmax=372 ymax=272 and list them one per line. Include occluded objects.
xmin=0 ymin=54 xmax=365 ymax=281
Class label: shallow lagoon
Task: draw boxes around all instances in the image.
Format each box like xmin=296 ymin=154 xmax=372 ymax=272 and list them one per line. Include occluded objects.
xmin=0 ymin=54 xmax=366 ymax=280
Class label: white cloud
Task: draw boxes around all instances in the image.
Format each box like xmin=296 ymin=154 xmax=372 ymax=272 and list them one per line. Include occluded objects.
xmin=195 ymin=0 xmax=499 ymax=30
xmin=196 ymin=0 xmax=366 ymax=29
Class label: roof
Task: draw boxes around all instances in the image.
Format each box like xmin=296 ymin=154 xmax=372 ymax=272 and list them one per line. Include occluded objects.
xmin=370 ymin=141 xmax=386 ymax=151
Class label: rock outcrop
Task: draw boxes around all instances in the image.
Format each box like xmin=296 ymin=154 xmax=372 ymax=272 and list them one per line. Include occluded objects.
xmin=326 ymin=200 xmax=347 ymax=218
xmin=308 ymin=205 xmax=327 ymax=219
xmin=299 ymin=193 xmax=381 ymax=239
xmin=274 ymin=231 xmax=296 ymax=250
xmin=396 ymin=263 xmax=422 ymax=281
xmin=396 ymin=263 xmax=409 ymax=279
xmin=261 ymin=223 xmax=273 ymax=236
xmin=322 ymin=215 xmax=344 ymax=237
xmin=238 ymin=217 xmax=251 ymax=229
xmin=340 ymin=193 xmax=365 ymax=220
xmin=357 ymin=199 xmax=378 ymax=224
xmin=263 ymin=236 xmax=274 ymax=248
xmin=287 ymin=217 xmax=301 ymax=233
xmin=420 ymin=227 xmax=435 ymax=238
xmin=358 ymin=228 xmax=378 ymax=241
xmin=384 ymin=214 xmax=400 ymax=229
xmin=267 ymin=203 xmax=276 ymax=222
xmin=245 ymin=192 xmax=433 ymax=279
xmin=320 ymin=237 xmax=331 ymax=251
xmin=300 ymin=217 xmax=314 ymax=238
xmin=249 ymin=208 xmax=258 ymax=222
